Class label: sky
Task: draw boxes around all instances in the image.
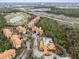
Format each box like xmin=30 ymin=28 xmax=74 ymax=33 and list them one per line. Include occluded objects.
xmin=0 ymin=0 xmax=79 ymax=3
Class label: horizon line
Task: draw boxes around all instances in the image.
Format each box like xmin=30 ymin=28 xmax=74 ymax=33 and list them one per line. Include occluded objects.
xmin=0 ymin=2 xmax=79 ymax=3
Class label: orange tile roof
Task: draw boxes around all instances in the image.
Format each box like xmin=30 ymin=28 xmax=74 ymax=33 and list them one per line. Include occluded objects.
xmin=27 ymin=16 xmax=40 ymax=28
xmin=0 ymin=49 xmax=16 ymax=59
xmin=39 ymin=37 xmax=56 ymax=55
xmin=11 ymin=35 xmax=22 ymax=48
xmin=27 ymin=21 xmax=35 ymax=28
xmin=3 ymin=28 xmax=12 ymax=38
xmin=16 ymin=26 xmax=26 ymax=34
xmin=28 ymin=16 xmax=43 ymax=33
xmin=32 ymin=26 xmax=43 ymax=34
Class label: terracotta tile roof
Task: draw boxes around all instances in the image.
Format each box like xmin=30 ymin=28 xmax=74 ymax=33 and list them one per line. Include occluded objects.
xmin=0 ymin=49 xmax=16 ymax=59
xmin=39 ymin=37 xmax=56 ymax=54
xmin=27 ymin=16 xmax=40 ymax=28
xmin=32 ymin=26 xmax=43 ymax=34
xmin=16 ymin=26 xmax=26 ymax=34
xmin=27 ymin=16 xmax=43 ymax=34
xmin=11 ymin=35 xmax=22 ymax=48
xmin=3 ymin=28 xmax=12 ymax=38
